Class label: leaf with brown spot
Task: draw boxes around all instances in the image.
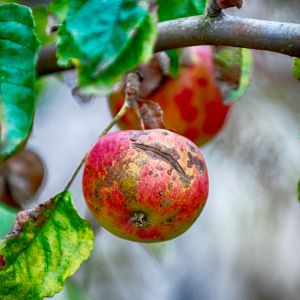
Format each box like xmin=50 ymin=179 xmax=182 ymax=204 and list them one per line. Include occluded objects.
xmin=214 ymin=46 xmax=253 ymax=103
xmin=0 ymin=255 xmax=5 ymax=270
xmin=139 ymin=99 xmax=166 ymax=130
xmin=0 ymin=191 xmax=94 ymax=299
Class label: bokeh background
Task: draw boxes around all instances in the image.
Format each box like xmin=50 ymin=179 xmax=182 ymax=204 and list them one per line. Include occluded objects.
xmin=1 ymin=0 xmax=300 ymax=299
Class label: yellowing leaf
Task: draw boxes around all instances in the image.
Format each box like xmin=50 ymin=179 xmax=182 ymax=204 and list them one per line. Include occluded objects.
xmin=0 ymin=191 xmax=94 ymax=300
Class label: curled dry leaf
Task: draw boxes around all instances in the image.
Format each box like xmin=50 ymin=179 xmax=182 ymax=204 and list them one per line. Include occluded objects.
xmin=139 ymin=99 xmax=166 ymax=130
xmin=216 ymin=0 xmax=243 ymax=9
xmin=137 ymin=52 xmax=169 ymax=97
xmin=7 ymin=199 xmax=54 ymax=238
xmin=0 ymin=150 xmax=45 ymax=208
xmin=108 ymin=53 xmax=169 ymax=130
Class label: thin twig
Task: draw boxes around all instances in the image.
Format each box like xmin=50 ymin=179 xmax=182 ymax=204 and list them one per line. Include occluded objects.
xmin=125 ymin=72 xmax=145 ymax=130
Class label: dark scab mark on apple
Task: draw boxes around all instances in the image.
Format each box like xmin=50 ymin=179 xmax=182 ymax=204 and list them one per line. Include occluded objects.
xmin=187 ymin=152 xmax=205 ymax=174
xmin=168 ymin=182 xmax=173 ymax=190
xmin=167 ymin=169 xmax=172 ymax=176
xmin=160 ymin=199 xmax=172 ymax=207
xmin=129 ymin=131 xmax=150 ymax=142
xmin=92 ymin=182 xmax=103 ymax=203
xmin=172 ymin=175 xmax=176 ymax=181
xmin=166 ymin=214 xmax=176 ymax=223
xmin=159 ymin=191 xmax=164 ymax=196
xmin=156 ymin=165 xmax=163 ymax=171
xmin=100 ymin=160 xmax=138 ymax=203
xmin=186 ymin=142 xmax=197 ymax=153
xmin=161 ymin=131 xmax=169 ymax=136
xmin=0 ymin=255 xmax=6 ymax=270
xmin=131 ymin=142 xmax=189 ymax=184
xmin=139 ymin=160 xmax=147 ymax=166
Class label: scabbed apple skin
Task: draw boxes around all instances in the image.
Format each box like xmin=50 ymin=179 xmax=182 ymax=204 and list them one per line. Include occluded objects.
xmin=109 ymin=46 xmax=230 ymax=146
xmin=82 ymin=129 xmax=209 ymax=243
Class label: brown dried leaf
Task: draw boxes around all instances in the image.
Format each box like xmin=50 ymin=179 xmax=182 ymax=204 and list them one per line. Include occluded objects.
xmin=139 ymin=99 xmax=166 ymax=130
xmin=0 ymin=150 xmax=45 ymax=208
xmin=137 ymin=52 xmax=169 ymax=97
xmin=216 ymin=0 xmax=243 ymax=9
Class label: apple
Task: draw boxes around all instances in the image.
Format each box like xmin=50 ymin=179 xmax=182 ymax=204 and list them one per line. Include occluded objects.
xmin=82 ymin=129 xmax=209 ymax=242
xmin=109 ymin=46 xmax=231 ymax=146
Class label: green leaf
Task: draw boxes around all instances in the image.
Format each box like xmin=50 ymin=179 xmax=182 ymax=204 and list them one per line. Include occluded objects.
xmin=0 ymin=0 xmax=22 ymax=3
xmin=167 ymin=49 xmax=181 ymax=77
xmin=294 ymin=58 xmax=300 ymax=80
xmin=53 ymin=0 xmax=157 ymax=93
xmin=0 ymin=203 xmax=17 ymax=240
xmin=32 ymin=6 xmax=56 ymax=46
xmin=0 ymin=191 xmax=94 ymax=300
xmin=0 ymin=4 xmax=39 ymax=161
xmin=81 ymin=13 xmax=156 ymax=94
xmin=48 ymin=0 xmax=68 ymax=24
xmin=226 ymin=48 xmax=252 ymax=102
xmin=214 ymin=47 xmax=253 ymax=103
xmin=157 ymin=0 xmax=206 ymax=21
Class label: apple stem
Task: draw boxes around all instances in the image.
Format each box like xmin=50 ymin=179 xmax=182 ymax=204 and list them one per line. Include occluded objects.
xmin=63 ymin=72 xmax=143 ymax=191
xmin=124 ymin=72 xmax=145 ymax=130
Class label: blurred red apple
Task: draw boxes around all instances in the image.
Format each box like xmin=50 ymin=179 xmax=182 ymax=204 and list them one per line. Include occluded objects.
xmin=109 ymin=46 xmax=231 ymax=146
